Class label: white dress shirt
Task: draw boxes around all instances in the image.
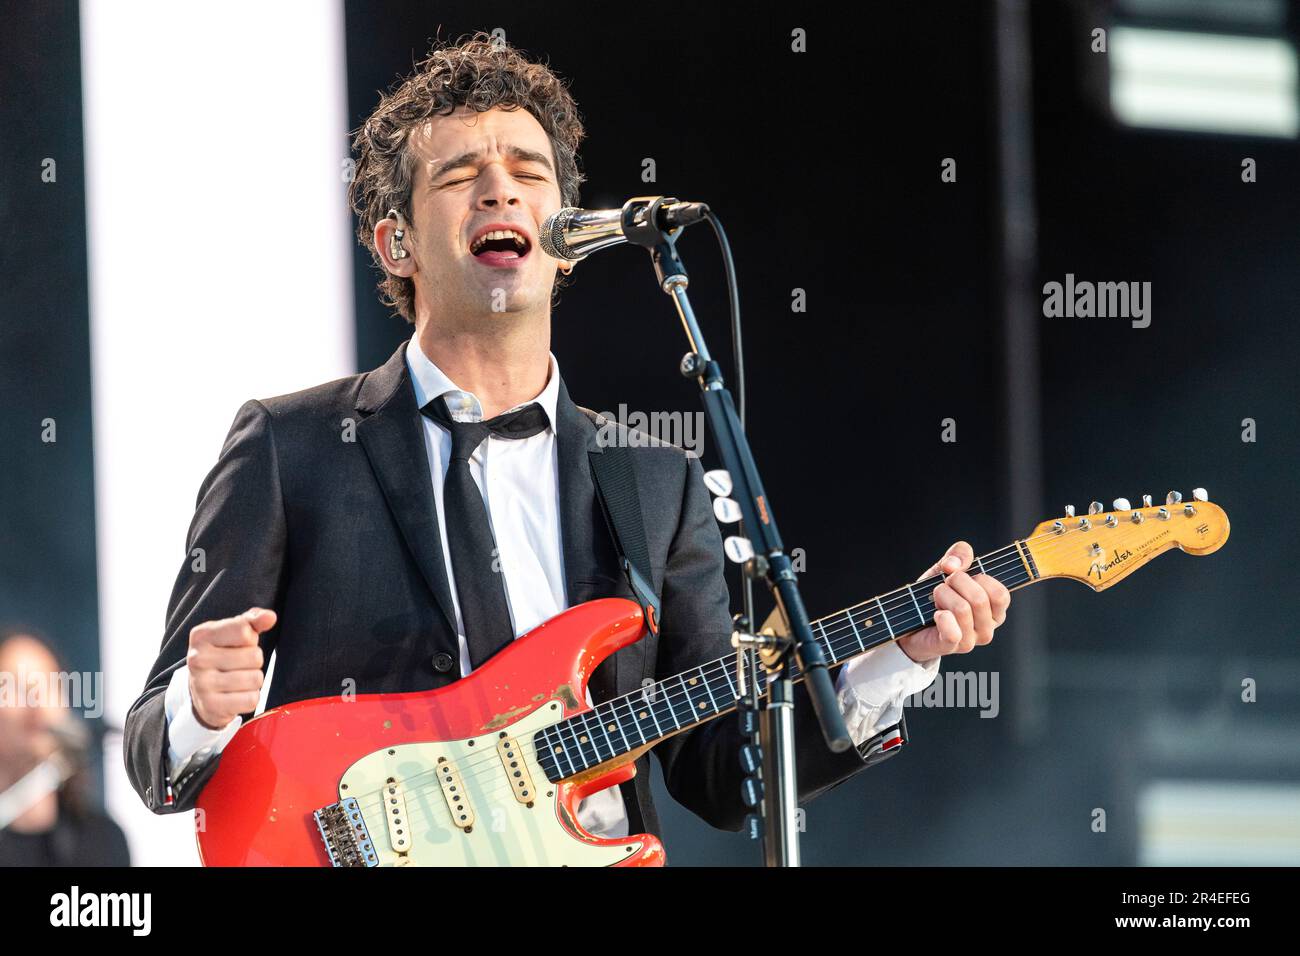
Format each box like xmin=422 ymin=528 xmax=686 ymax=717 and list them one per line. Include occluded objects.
xmin=165 ymin=333 xmax=941 ymax=838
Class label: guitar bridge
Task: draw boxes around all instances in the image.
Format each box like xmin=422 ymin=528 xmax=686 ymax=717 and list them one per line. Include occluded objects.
xmin=314 ymin=797 xmax=378 ymax=867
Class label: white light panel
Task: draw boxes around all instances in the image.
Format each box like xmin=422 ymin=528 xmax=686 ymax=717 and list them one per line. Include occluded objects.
xmin=1110 ymin=26 xmax=1299 ymax=137
xmin=81 ymin=0 xmax=355 ymax=866
xmin=1139 ymin=779 xmax=1300 ymax=865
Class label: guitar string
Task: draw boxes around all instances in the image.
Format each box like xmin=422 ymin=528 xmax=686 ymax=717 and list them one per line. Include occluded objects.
xmin=343 ymin=515 xmax=1183 ymax=816
xmin=345 ymin=553 xmax=1034 ymax=820
xmin=344 ymin=539 xmax=1042 ymax=811
xmin=357 ymin=526 xmax=1069 ymax=830
xmin=345 ymin=515 xmax=1145 ymax=817
xmin=342 ymin=518 xmax=1136 ymax=814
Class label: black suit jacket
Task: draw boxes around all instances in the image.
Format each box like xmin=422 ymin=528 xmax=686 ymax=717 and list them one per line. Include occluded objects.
xmin=123 ymin=342 xmax=907 ymax=842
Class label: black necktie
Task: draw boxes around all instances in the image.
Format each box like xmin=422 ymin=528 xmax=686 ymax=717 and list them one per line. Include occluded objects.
xmin=419 ymin=395 xmax=550 ymax=670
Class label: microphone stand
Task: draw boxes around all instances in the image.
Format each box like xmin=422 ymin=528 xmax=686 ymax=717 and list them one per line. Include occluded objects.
xmin=618 ymin=197 xmax=853 ymax=866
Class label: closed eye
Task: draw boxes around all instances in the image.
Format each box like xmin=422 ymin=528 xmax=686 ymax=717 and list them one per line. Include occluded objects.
xmin=441 ymin=172 xmax=545 ymax=187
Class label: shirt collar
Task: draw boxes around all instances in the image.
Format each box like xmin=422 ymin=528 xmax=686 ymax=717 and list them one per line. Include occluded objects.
xmin=405 ymin=332 xmax=560 ymax=430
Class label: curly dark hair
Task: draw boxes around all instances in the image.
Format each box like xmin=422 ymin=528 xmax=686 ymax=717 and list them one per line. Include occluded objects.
xmin=348 ymin=32 xmax=586 ymax=323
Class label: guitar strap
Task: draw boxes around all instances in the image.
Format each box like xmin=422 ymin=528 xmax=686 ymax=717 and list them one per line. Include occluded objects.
xmin=587 ymin=445 xmax=661 ymax=639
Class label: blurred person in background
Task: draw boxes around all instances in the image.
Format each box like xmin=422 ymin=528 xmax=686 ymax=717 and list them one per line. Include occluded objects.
xmin=0 ymin=630 xmax=129 ymax=866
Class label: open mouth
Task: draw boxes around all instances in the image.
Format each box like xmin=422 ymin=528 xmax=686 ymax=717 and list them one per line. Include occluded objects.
xmin=469 ymin=227 xmax=531 ymax=265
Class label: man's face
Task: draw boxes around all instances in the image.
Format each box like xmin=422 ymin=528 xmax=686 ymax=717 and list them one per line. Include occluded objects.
xmin=403 ymin=105 xmax=566 ymax=325
xmin=0 ymin=639 xmax=61 ymax=771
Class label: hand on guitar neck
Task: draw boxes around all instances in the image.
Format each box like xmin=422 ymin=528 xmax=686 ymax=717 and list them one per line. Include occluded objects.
xmin=895 ymin=541 xmax=1012 ymax=665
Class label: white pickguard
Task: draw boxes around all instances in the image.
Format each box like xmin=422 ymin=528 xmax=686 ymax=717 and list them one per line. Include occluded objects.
xmin=337 ymin=700 xmax=643 ymax=866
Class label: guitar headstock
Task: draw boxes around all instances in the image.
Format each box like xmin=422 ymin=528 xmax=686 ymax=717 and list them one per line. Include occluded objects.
xmin=1022 ymin=489 xmax=1229 ymax=591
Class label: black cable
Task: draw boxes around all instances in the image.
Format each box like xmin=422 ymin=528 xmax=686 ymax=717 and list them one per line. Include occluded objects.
xmin=701 ymin=209 xmax=757 ymax=653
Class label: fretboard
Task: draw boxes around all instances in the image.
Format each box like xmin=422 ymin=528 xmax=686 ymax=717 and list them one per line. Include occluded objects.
xmin=534 ymin=541 xmax=1038 ymax=782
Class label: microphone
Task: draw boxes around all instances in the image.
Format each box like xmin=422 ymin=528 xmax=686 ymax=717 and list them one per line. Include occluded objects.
xmin=539 ymin=197 xmax=709 ymax=261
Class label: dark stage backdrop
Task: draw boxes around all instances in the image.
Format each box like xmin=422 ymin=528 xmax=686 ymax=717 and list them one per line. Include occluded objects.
xmin=0 ymin=1 xmax=100 ymax=704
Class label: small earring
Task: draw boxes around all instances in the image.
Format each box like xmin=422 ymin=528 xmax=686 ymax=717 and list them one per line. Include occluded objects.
xmin=387 ymin=208 xmax=409 ymax=260
xmin=560 ymin=263 xmax=573 ymax=275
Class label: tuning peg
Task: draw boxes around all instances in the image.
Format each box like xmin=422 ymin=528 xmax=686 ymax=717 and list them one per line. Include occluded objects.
xmin=703 ymin=469 xmax=733 ymax=498
xmin=1113 ymin=498 xmax=1131 ymax=511
xmin=724 ymin=535 xmax=755 ymax=564
xmin=1064 ymin=505 xmax=1075 ymax=518
xmin=1142 ymin=494 xmax=1153 ymax=507
xmin=1088 ymin=501 xmax=1104 ymax=515
xmin=713 ymin=496 xmax=742 ymax=523
xmin=1192 ymin=487 xmax=1208 ymax=501
xmin=1166 ymin=490 xmax=1182 ymax=505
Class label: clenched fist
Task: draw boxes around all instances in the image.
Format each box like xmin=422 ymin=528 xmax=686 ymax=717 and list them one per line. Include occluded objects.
xmin=187 ymin=608 xmax=276 ymax=730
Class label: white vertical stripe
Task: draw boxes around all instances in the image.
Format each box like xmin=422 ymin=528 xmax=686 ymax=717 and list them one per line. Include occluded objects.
xmin=82 ymin=0 xmax=354 ymax=866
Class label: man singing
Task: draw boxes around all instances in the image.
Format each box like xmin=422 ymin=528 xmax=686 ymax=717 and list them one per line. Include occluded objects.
xmin=124 ymin=34 xmax=1010 ymax=850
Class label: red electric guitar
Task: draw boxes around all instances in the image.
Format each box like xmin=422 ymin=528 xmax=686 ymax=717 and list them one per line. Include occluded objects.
xmin=194 ymin=490 xmax=1229 ymax=866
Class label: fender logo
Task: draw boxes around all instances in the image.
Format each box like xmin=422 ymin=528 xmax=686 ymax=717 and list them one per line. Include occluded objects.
xmin=1089 ymin=548 xmax=1133 ymax=581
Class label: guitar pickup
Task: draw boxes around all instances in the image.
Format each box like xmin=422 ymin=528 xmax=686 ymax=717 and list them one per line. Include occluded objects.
xmin=496 ymin=733 xmax=538 ymax=806
xmin=382 ymin=779 xmax=412 ymax=855
xmin=435 ymin=754 xmax=476 ymax=832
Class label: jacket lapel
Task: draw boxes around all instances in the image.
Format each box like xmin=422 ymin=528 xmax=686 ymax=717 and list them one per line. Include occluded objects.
xmin=555 ymin=377 xmax=608 ymax=605
xmin=355 ymin=342 xmax=459 ymax=642
xmin=555 ymin=378 xmax=626 ymax=703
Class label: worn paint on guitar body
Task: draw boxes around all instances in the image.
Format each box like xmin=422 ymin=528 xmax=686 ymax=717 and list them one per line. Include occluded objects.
xmin=195 ymin=598 xmax=665 ymax=867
